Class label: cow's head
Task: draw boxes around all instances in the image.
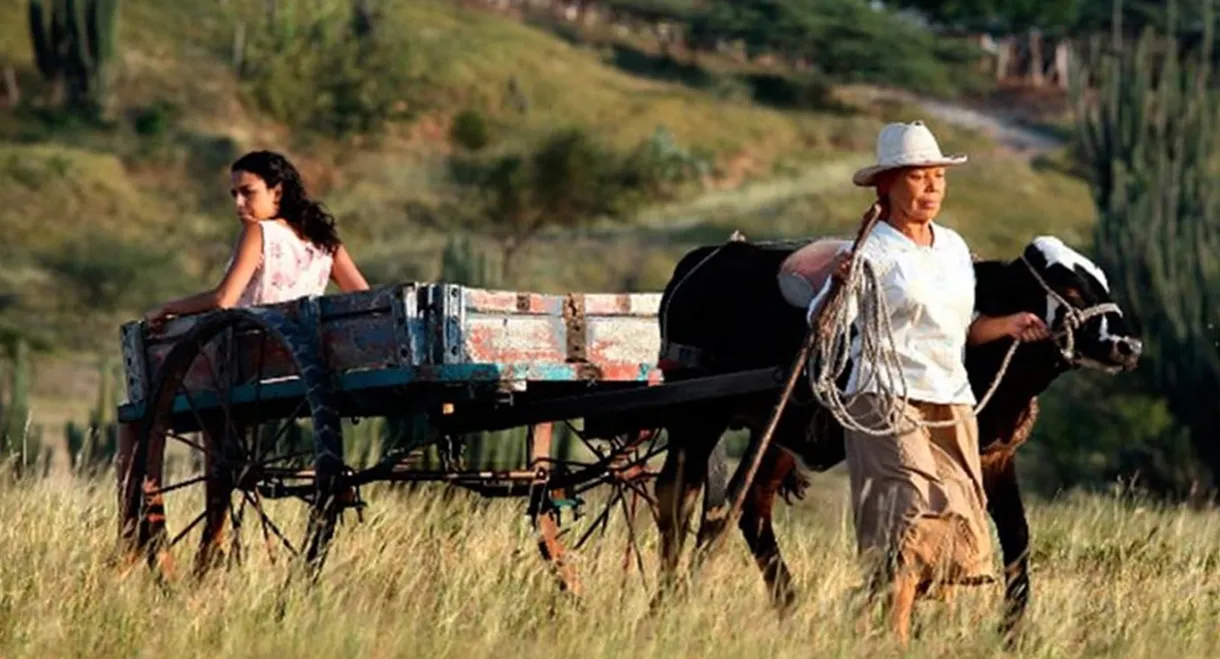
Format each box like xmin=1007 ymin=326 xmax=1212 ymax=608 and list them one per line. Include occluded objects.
xmin=1019 ymin=237 xmax=1142 ymax=373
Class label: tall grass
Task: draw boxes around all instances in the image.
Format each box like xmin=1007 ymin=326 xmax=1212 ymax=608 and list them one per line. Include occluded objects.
xmin=0 ymin=470 xmax=1215 ymax=657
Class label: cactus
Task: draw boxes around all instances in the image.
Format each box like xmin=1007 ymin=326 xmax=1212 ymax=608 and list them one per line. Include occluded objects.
xmin=1074 ymin=0 xmax=1220 ymax=487
xmin=69 ymin=357 xmax=120 ymax=475
xmin=92 ymin=357 xmax=116 ymax=427
xmin=259 ymin=418 xmax=306 ymax=463
xmin=439 ymin=236 xmax=513 ymax=469
xmin=65 ymin=420 xmax=85 ymax=469
xmin=351 ymin=0 xmax=378 ymax=39
xmin=0 ymin=340 xmax=31 ymax=479
xmin=3 ymin=340 xmax=29 ymax=457
xmin=231 ymin=20 xmax=247 ymax=75
xmin=343 ymin=417 xmax=385 ymax=469
xmin=27 ymin=0 xmax=120 ymax=114
xmin=439 ymin=235 xmax=500 ymax=288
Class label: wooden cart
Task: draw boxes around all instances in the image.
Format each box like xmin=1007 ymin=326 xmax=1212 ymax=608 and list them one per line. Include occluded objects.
xmin=115 ymin=282 xmax=786 ymax=589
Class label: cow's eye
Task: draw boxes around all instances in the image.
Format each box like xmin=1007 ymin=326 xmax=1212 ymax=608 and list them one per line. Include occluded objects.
xmin=1063 ymin=287 xmax=1085 ymax=305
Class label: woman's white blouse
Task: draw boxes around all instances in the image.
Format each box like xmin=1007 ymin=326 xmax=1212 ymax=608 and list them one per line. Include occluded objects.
xmin=805 ymin=221 xmax=978 ymax=406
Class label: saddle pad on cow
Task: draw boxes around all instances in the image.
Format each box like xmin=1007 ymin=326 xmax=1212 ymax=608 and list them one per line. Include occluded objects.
xmin=777 ymin=238 xmax=850 ymax=309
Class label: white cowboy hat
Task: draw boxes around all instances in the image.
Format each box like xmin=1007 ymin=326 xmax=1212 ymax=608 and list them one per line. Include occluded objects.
xmin=851 ymin=120 xmax=968 ymax=187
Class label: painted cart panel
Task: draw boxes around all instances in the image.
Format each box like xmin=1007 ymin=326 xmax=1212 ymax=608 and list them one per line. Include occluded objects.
xmin=117 ymin=282 xmax=666 ymax=419
xmin=436 ymin=285 xmax=662 ymax=382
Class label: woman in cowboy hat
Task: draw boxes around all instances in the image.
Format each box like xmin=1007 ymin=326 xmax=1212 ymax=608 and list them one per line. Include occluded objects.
xmin=805 ymin=120 xmax=1050 ymax=640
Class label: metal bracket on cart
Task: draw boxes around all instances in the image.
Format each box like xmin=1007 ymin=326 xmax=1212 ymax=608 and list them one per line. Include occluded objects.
xmin=526 ymin=485 xmax=586 ymax=529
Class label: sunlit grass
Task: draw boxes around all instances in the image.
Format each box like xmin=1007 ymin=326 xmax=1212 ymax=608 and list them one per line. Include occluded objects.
xmin=0 ymin=469 xmax=1216 ymax=658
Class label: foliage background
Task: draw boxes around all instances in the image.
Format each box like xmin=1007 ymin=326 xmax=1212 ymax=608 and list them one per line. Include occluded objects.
xmin=0 ymin=0 xmax=1213 ymax=501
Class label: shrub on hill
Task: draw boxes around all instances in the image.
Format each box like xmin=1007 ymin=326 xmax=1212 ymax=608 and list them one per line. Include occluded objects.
xmin=224 ymin=0 xmax=417 ymax=140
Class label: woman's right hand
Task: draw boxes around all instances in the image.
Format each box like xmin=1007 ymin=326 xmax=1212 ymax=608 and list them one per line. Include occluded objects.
xmin=830 ymin=252 xmax=853 ymax=284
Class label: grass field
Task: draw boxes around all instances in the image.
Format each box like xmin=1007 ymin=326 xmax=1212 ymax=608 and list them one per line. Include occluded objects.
xmin=1 ymin=468 xmax=1217 ymax=658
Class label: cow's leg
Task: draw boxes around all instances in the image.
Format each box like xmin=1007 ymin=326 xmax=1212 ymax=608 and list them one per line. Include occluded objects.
xmin=689 ymin=435 xmax=730 ymax=567
xmin=983 ymin=452 xmax=1031 ymax=640
xmin=653 ymin=416 xmax=722 ymax=605
xmin=688 ymin=437 xmax=797 ymax=612
xmin=736 ymin=442 xmax=797 ymax=612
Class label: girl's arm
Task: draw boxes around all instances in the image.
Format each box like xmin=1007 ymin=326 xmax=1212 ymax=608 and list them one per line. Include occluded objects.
xmin=330 ymin=244 xmax=371 ymax=292
xmin=146 ymin=223 xmax=264 ymax=325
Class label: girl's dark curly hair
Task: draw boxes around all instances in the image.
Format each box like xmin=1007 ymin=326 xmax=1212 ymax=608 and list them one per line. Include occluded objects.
xmin=230 ymin=150 xmax=341 ymax=254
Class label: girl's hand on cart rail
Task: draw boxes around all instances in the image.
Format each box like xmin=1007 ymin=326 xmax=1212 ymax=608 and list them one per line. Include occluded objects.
xmin=143 ymin=305 xmax=173 ymax=333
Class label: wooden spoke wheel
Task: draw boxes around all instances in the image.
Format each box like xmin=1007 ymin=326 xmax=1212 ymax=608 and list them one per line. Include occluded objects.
xmin=118 ymin=307 xmax=351 ymax=583
xmin=529 ymin=423 xmax=666 ymax=593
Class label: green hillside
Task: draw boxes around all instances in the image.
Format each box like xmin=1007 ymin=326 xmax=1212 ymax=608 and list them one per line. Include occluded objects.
xmin=0 ymin=0 xmax=1094 ymax=427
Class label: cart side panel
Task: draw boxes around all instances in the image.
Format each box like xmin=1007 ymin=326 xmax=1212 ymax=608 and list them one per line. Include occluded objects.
xmin=446 ymin=286 xmax=663 ymax=382
xmin=119 ymin=322 xmax=148 ymax=406
xmin=120 ymin=284 xmax=419 ymax=406
xmin=317 ymin=286 xmax=412 ymax=373
xmin=584 ymin=294 xmax=661 ymax=367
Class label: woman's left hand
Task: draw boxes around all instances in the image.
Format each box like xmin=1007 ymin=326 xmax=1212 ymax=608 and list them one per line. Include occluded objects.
xmin=1005 ymin=312 xmax=1051 ymax=342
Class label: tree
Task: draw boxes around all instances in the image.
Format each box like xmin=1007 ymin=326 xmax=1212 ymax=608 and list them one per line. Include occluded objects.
xmin=1073 ymin=0 xmax=1220 ymax=496
xmin=687 ymin=0 xmax=985 ymax=94
xmin=888 ymin=0 xmax=1083 ymax=34
xmin=448 ymin=128 xmax=631 ymax=283
xmin=448 ymin=125 xmax=707 ymax=283
xmin=895 ymin=0 xmax=1220 ymax=36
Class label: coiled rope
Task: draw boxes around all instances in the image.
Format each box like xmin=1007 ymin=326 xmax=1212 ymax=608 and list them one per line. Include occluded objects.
xmin=805 ymin=228 xmax=1121 ymax=438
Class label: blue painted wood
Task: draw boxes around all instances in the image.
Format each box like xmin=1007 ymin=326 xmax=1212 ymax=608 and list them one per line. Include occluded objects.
xmin=116 ymin=360 xmax=663 ymax=423
xmin=117 ymin=282 xmax=666 ymax=426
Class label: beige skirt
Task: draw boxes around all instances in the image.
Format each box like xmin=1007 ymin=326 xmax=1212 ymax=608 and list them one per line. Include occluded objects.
xmin=843 ymin=394 xmax=996 ymax=589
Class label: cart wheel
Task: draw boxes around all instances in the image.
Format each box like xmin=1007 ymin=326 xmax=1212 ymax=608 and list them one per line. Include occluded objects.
xmin=118 ymin=307 xmax=349 ymax=584
xmin=540 ymin=424 xmax=665 ymax=592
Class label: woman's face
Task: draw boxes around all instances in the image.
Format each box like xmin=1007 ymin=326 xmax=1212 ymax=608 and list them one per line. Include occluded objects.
xmin=882 ymin=166 xmax=946 ymax=224
xmin=230 ymin=170 xmax=281 ymax=223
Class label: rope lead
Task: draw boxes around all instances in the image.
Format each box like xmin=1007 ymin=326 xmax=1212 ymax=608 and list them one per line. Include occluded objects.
xmin=806 ymin=252 xmax=1118 ymax=437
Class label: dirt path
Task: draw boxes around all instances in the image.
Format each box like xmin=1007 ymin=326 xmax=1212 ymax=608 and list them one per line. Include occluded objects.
xmin=914 ymin=97 xmax=1063 ymax=154
xmin=852 ymin=86 xmax=1066 ymax=157
xmin=553 ymin=89 xmax=1070 ymax=239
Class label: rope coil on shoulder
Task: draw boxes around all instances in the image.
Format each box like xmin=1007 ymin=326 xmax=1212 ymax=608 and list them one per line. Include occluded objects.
xmin=806 ymin=247 xmax=1119 ymax=437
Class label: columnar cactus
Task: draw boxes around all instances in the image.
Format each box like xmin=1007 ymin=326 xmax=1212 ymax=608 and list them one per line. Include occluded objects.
xmin=27 ymin=0 xmax=119 ymax=113
xmin=1074 ymin=0 xmax=1220 ymax=485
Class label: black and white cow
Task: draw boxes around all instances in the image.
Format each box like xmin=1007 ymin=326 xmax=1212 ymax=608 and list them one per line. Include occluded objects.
xmin=650 ymin=233 xmax=1142 ymax=634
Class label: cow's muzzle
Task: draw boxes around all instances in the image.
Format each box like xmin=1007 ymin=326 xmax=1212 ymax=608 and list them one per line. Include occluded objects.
xmin=1109 ymin=336 xmax=1143 ymax=371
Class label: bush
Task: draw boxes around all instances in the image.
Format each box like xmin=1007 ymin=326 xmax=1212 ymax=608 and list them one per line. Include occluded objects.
xmin=706 ymin=74 xmax=754 ymax=103
xmin=38 ymin=233 xmax=191 ymax=312
xmin=618 ymin=125 xmax=710 ymax=201
xmin=688 ymin=0 xmax=989 ymax=97
xmin=742 ymin=72 xmax=834 ymax=111
xmin=450 ymin=109 xmax=491 ymax=151
xmin=228 ymin=0 xmax=416 ymax=139
xmin=1022 ymin=371 xmax=1206 ymax=499
xmin=130 ymin=100 xmax=183 ymax=138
